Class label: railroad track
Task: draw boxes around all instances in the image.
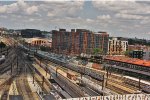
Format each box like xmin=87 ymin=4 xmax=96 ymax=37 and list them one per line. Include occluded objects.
xmin=43 ymin=58 xmax=140 ymax=95
xmin=38 ymin=59 xmax=101 ymax=97
xmin=0 ymin=77 xmax=13 ymax=100
xmin=47 ymin=61 xmax=102 ymax=96
xmin=35 ymin=58 xmax=86 ymax=97
xmin=27 ymin=62 xmax=51 ymax=94
xmin=1 ymin=84 xmax=11 ymax=100
xmin=16 ymin=74 xmax=34 ymax=100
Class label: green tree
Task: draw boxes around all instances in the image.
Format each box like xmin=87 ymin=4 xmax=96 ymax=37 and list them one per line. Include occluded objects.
xmin=124 ymin=50 xmax=131 ymax=56
xmin=93 ymin=48 xmax=103 ymax=55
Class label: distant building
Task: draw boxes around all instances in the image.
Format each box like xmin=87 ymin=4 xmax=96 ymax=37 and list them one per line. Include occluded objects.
xmin=21 ymin=29 xmax=43 ymax=38
xmin=129 ymin=50 xmax=144 ymax=59
xmin=25 ymin=37 xmax=51 ymax=48
xmin=0 ymin=28 xmax=6 ymax=36
xmin=52 ymin=29 xmax=109 ymax=55
xmin=128 ymin=44 xmax=150 ymax=51
xmin=143 ymin=51 xmax=150 ymax=60
xmin=0 ymin=28 xmax=3 ymax=36
xmin=108 ymin=37 xmax=128 ymax=55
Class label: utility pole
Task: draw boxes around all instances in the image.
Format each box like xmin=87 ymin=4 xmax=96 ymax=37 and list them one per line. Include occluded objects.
xmin=46 ymin=67 xmax=48 ymax=76
xmin=42 ymin=76 xmax=45 ymax=89
xmin=56 ymin=67 xmax=58 ymax=77
xmin=102 ymin=75 xmax=105 ymax=90
xmin=32 ymin=71 xmax=35 ymax=84
xmin=139 ymin=76 xmax=141 ymax=91
xmin=40 ymin=58 xmax=42 ymax=67
xmin=7 ymin=47 xmax=8 ymax=55
xmin=106 ymin=67 xmax=109 ymax=86
xmin=36 ymin=45 xmax=38 ymax=53
xmin=17 ymin=55 xmax=18 ymax=73
xmin=11 ymin=63 xmax=13 ymax=75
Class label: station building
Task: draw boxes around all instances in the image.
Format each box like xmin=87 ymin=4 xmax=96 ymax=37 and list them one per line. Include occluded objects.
xmin=104 ymin=56 xmax=150 ymax=79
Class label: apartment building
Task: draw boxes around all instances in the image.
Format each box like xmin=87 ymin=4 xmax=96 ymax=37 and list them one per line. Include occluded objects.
xmin=52 ymin=29 xmax=109 ymax=55
xmin=93 ymin=32 xmax=109 ymax=54
xmin=108 ymin=37 xmax=128 ymax=55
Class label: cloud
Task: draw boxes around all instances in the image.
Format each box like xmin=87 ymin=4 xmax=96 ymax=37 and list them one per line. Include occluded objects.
xmin=45 ymin=1 xmax=84 ymax=17
xmin=29 ymin=18 xmax=41 ymax=22
xmin=0 ymin=15 xmax=7 ymax=19
xmin=26 ymin=6 xmax=38 ymax=15
xmin=97 ymin=15 xmax=111 ymax=20
xmin=0 ymin=0 xmax=38 ymax=15
xmin=92 ymin=1 xmax=150 ymax=15
xmin=0 ymin=1 xmax=150 ymax=39
xmin=0 ymin=2 xmax=18 ymax=13
xmin=86 ymin=18 xmax=94 ymax=23
xmin=47 ymin=12 xmax=55 ymax=17
xmin=115 ymin=13 xmax=149 ymax=20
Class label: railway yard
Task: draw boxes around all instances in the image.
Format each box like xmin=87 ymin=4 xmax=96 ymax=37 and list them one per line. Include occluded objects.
xmin=0 ymin=37 xmax=150 ymax=100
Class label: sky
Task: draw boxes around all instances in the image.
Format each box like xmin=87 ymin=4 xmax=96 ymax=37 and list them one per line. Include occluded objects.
xmin=0 ymin=0 xmax=150 ymax=39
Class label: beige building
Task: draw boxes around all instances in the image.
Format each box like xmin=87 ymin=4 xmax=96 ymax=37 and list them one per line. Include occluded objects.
xmin=108 ymin=37 xmax=128 ymax=55
xmin=25 ymin=38 xmax=52 ymax=47
xmin=0 ymin=28 xmax=4 ymax=36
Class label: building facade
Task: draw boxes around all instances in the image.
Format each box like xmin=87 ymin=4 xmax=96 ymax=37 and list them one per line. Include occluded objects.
xmin=108 ymin=37 xmax=128 ymax=55
xmin=52 ymin=29 xmax=109 ymax=55
xmin=129 ymin=50 xmax=144 ymax=59
xmin=93 ymin=32 xmax=109 ymax=54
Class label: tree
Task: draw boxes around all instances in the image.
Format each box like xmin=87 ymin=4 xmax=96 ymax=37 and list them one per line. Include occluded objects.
xmin=93 ymin=48 xmax=103 ymax=55
xmin=124 ymin=50 xmax=131 ymax=57
xmin=0 ymin=42 xmax=6 ymax=48
xmin=40 ymin=46 xmax=51 ymax=51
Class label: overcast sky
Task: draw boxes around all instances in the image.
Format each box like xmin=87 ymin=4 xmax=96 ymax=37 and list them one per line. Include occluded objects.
xmin=0 ymin=0 xmax=150 ymax=39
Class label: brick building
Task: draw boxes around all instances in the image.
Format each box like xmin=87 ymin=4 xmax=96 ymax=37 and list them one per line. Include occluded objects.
xmin=52 ymin=29 xmax=109 ymax=55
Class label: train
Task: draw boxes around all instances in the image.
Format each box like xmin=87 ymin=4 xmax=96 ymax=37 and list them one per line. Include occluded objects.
xmin=123 ymin=76 xmax=150 ymax=93
xmin=34 ymin=50 xmax=104 ymax=81
xmin=45 ymin=55 xmax=104 ymax=81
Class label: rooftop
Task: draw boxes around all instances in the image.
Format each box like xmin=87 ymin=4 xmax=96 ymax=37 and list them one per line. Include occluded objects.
xmin=105 ymin=56 xmax=150 ymax=67
xmin=24 ymin=37 xmax=50 ymax=43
